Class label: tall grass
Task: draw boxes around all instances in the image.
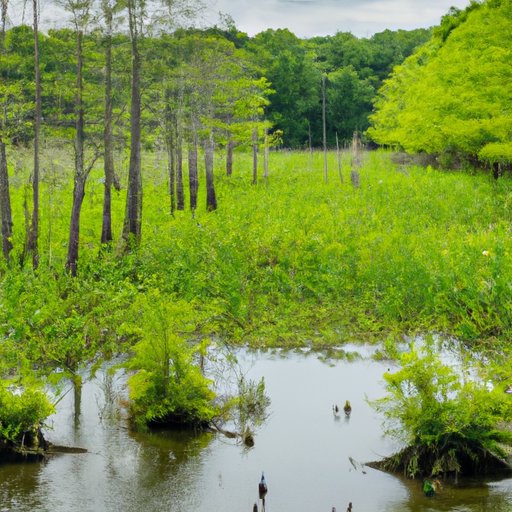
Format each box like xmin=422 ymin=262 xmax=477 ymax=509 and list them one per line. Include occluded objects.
xmin=3 ymin=146 xmax=512 ymax=348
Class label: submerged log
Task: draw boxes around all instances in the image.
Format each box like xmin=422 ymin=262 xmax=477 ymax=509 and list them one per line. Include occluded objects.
xmin=0 ymin=432 xmax=87 ymax=463
xmin=46 ymin=443 xmax=88 ymax=454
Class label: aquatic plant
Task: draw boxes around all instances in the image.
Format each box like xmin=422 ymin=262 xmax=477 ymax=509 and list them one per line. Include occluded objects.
xmin=370 ymin=345 xmax=512 ymax=477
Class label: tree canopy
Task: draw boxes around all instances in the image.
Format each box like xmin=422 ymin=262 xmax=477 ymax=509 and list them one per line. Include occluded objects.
xmin=368 ymin=0 xmax=512 ymax=168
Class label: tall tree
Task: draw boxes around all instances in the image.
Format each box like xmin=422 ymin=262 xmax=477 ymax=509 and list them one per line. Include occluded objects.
xmin=0 ymin=0 xmax=13 ymax=261
xmin=24 ymin=0 xmax=41 ymax=269
xmin=121 ymin=0 xmax=143 ymax=248
xmin=63 ymin=0 xmax=100 ymax=275
xmin=121 ymin=0 xmax=203 ymax=247
xmin=100 ymin=0 xmax=120 ymax=244
xmin=247 ymin=29 xmax=320 ymax=147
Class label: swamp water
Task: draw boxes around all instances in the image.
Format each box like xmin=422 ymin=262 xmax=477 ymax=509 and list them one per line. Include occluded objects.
xmin=0 ymin=347 xmax=511 ymax=512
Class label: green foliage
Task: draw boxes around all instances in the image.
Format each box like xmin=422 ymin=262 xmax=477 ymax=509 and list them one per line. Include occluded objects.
xmin=125 ymin=292 xmax=219 ymax=431
xmin=0 ymin=384 xmax=54 ymax=445
xmin=479 ymin=142 xmax=512 ymax=165
xmin=371 ymin=345 xmax=512 ymax=476
xmin=369 ymin=0 xmax=512 ymax=166
xmin=4 ymin=148 xmax=512 ymax=354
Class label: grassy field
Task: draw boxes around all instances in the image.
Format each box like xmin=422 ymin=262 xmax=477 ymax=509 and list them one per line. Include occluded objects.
xmin=3 ymin=146 xmax=512 ymax=353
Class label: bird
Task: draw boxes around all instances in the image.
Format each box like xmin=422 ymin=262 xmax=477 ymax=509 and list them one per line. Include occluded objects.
xmin=253 ymin=503 xmax=258 ymax=512
xmin=258 ymin=473 xmax=268 ymax=500
xmin=347 ymin=502 xmax=353 ymax=512
xmin=333 ymin=404 xmax=340 ymax=416
xmin=343 ymin=400 xmax=352 ymax=416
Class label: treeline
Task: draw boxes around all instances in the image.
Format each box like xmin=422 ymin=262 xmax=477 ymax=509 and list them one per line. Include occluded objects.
xmin=0 ymin=20 xmax=431 ymax=150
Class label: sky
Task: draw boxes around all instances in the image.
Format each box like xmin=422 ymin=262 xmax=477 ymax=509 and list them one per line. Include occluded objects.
xmin=11 ymin=0 xmax=471 ymax=38
xmin=202 ymin=0 xmax=472 ymax=38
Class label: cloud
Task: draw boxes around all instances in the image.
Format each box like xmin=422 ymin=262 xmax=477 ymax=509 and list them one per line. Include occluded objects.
xmin=206 ymin=0 xmax=471 ymax=37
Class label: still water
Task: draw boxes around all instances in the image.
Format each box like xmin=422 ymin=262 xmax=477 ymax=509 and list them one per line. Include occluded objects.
xmin=0 ymin=347 xmax=511 ymax=512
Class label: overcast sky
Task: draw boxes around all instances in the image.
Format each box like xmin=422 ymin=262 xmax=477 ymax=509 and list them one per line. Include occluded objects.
xmin=203 ymin=0 xmax=471 ymax=38
xmin=21 ymin=0 xmax=471 ymax=38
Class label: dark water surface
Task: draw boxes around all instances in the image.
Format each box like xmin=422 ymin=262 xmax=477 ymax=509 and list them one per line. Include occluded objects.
xmin=0 ymin=347 xmax=511 ymax=511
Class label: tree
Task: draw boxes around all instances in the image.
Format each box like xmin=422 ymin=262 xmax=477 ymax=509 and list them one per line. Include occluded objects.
xmin=126 ymin=293 xmax=219 ymax=430
xmin=248 ymin=29 xmax=320 ymax=148
xmin=121 ymin=0 xmax=143 ymax=248
xmin=0 ymin=0 xmax=13 ymax=262
xmin=24 ymin=0 xmax=41 ymax=269
xmin=100 ymin=0 xmax=122 ymax=243
xmin=368 ymin=0 xmax=512 ymax=168
xmin=121 ymin=0 xmax=203 ymax=248
xmin=63 ymin=0 xmax=101 ymax=276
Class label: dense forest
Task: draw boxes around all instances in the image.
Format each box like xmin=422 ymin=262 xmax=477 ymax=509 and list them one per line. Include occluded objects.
xmin=1 ymin=0 xmax=512 ymax=487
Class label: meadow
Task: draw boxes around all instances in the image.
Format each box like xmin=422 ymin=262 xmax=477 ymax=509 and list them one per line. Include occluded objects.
xmin=2 ymin=146 xmax=512 ymax=356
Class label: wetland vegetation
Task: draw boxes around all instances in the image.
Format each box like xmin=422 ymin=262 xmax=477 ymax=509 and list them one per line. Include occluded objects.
xmin=0 ymin=0 xmax=512 ymax=504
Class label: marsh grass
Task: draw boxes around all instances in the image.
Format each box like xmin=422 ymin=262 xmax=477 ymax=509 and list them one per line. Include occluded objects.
xmin=3 ymin=146 xmax=512 ymax=348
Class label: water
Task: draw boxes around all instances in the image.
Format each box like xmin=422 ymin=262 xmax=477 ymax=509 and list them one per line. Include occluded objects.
xmin=0 ymin=347 xmax=511 ymax=512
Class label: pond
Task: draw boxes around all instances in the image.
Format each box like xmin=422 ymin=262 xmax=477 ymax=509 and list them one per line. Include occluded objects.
xmin=0 ymin=347 xmax=511 ymax=512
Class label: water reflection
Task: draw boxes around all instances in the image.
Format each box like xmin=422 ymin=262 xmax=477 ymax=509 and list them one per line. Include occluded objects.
xmin=0 ymin=348 xmax=510 ymax=512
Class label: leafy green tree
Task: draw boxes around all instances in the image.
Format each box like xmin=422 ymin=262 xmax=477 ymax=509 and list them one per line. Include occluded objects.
xmin=248 ymin=29 xmax=320 ymax=147
xmin=368 ymin=0 xmax=512 ymax=168
xmin=325 ymin=66 xmax=374 ymax=144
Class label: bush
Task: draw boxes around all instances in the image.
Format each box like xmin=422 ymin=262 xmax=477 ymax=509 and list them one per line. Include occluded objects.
xmin=0 ymin=384 xmax=54 ymax=447
xmin=126 ymin=292 xmax=219 ymax=431
xmin=370 ymin=344 xmax=512 ymax=477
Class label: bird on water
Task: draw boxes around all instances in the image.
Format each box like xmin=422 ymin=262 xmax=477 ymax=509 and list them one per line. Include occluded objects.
xmin=343 ymin=400 xmax=352 ymax=416
xmin=259 ymin=472 xmax=268 ymax=499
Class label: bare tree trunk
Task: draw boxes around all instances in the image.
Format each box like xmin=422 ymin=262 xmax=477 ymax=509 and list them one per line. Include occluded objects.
xmin=122 ymin=0 xmax=142 ymax=247
xmin=204 ymin=133 xmax=217 ymax=212
xmin=176 ymin=131 xmax=184 ymax=210
xmin=350 ymin=131 xmax=361 ymax=189
xmin=0 ymin=141 xmax=12 ymax=260
xmin=101 ymin=4 xmax=115 ymax=244
xmin=164 ymin=89 xmax=176 ymax=215
xmin=322 ymin=74 xmax=328 ymax=184
xmin=167 ymin=138 xmax=176 ymax=215
xmin=263 ymin=127 xmax=269 ymax=182
xmin=26 ymin=0 xmax=41 ymax=269
xmin=66 ymin=178 xmax=86 ymax=276
xmin=0 ymin=0 xmax=7 ymax=38
xmin=73 ymin=374 xmax=82 ymax=430
xmin=188 ymin=137 xmax=198 ymax=214
xmin=226 ymin=138 xmax=234 ymax=177
xmin=336 ymin=132 xmax=343 ymax=185
xmin=66 ymin=28 xmax=86 ymax=276
xmin=0 ymin=0 xmax=12 ymax=262
xmin=252 ymin=128 xmax=258 ymax=185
